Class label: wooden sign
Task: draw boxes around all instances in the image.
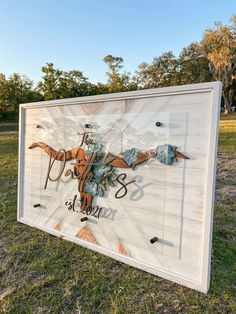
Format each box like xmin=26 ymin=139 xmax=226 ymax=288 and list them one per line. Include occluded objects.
xmin=17 ymin=82 xmax=222 ymax=293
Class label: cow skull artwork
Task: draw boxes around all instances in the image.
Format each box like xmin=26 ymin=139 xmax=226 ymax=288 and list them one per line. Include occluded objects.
xmin=28 ymin=141 xmax=189 ymax=210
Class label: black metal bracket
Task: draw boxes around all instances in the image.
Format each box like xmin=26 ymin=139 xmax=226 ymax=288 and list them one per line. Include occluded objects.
xmin=84 ymin=124 xmax=92 ymax=128
xmin=81 ymin=217 xmax=88 ymax=222
xmin=150 ymin=237 xmax=158 ymax=244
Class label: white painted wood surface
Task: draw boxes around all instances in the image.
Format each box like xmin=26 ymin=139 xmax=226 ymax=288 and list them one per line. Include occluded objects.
xmin=17 ymin=82 xmax=222 ymax=293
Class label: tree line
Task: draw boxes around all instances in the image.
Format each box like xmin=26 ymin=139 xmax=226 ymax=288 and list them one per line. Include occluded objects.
xmin=1 ymin=16 xmax=236 ymax=120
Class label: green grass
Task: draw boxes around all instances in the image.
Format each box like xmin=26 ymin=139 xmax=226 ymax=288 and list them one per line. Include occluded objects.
xmin=0 ymin=117 xmax=236 ymax=314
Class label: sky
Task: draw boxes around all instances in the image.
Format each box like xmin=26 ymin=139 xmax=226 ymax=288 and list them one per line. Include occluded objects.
xmin=0 ymin=0 xmax=235 ymax=84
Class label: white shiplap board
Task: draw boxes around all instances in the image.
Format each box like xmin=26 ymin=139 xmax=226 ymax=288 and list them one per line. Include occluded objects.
xmin=17 ymin=82 xmax=222 ymax=293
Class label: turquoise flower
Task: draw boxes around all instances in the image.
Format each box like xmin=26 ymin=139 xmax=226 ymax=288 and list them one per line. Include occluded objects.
xmin=93 ymin=165 xmax=113 ymax=184
xmin=155 ymin=144 xmax=175 ymax=165
xmin=84 ymin=146 xmax=117 ymax=197
xmin=84 ymin=181 xmax=98 ymax=196
xmin=97 ymin=185 xmax=105 ymax=197
xmin=84 ymin=143 xmax=103 ymax=155
xmin=121 ymin=148 xmax=139 ymax=166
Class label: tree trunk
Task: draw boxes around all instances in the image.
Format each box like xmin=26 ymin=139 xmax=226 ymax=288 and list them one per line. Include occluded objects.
xmin=222 ymin=94 xmax=231 ymax=115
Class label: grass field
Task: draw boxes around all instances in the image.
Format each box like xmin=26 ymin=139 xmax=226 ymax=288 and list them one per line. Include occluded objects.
xmin=0 ymin=115 xmax=236 ymax=313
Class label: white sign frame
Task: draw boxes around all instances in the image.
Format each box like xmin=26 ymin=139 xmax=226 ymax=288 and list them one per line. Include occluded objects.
xmin=17 ymin=82 xmax=222 ymax=293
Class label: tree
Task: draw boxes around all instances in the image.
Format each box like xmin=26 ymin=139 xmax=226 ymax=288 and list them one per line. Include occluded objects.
xmin=94 ymin=82 xmax=109 ymax=95
xmin=178 ymin=42 xmax=212 ymax=84
xmin=58 ymin=70 xmax=96 ymax=98
xmin=135 ymin=52 xmax=180 ymax=89
xmin=0 ymin=73 xmax=42 ymax=120
xmin=37 ymin=63 xmax=104 ymax=100
xmin=201 ymin=16 xmax=236 ymax=114
xmin=37 ymin=63 xmax=62 ymax=100
xmin=0 ymin=74 xmax=9 ymax=117
xmin=103 ymin=55 xmax=137 ymax=92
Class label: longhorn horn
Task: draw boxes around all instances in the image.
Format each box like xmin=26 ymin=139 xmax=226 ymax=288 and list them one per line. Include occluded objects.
xmin=173 ymin=147 xmax=189 ymax=160
xmin=28 ymin=141 xmax=82 ymax=161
